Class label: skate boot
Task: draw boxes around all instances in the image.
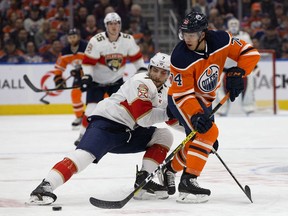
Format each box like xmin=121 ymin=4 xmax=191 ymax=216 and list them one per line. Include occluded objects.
xmin=72 ymin=117 xmax=82 ymax=130
xmin=74 ymin=134 xmax=83 ymax=146
xmin=28 ymin=180 xmax=57 ymax=205
xmin=177 ymin=172 xmax=211 ymax=203
xmin=134 ymin=166 xmax=168 ymax=200
xmin=158 ymin=161 xmax=176 ymax=195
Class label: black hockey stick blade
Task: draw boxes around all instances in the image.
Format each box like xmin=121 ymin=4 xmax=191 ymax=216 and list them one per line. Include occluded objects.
xmin=23 ymin=74 xmax=77 ymax=92
xmin=89 ymin=193 xmax=134 ymax=209
xmin=40 ymin=94 xmax=50 ymax=104
xmin=244 ymin=185 xmax=253 ymax=203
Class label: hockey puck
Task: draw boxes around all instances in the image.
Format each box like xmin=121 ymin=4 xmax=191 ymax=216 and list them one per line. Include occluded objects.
xmin=52 ymin=206 xmax=62 ymax=211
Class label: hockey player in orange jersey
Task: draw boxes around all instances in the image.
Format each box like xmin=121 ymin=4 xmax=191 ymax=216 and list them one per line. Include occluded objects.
xmin=165 ymin=11 xmax=260 ymax=203
xmin=53 ymin=28 xmax=87 ymax=129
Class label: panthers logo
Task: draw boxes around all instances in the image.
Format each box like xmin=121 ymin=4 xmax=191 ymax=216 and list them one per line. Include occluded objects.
xmin=198 ymin=64 xmax=219 ymax=93
xmin=105 ymin=54 xmax=123 ymax=72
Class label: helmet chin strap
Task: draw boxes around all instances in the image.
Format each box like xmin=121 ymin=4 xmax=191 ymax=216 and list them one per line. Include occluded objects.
xmin=194 ymin=32 xmax=209 ymax=59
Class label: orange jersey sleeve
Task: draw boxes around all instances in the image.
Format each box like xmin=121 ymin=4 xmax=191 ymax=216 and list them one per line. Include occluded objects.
xmin=169 ymin=30 xmax=260 ymax=117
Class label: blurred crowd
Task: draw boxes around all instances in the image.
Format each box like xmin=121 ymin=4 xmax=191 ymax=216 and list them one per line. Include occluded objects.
xmin=0 ymin=0 xmax=154 ymax=63
xmin=0 ymin=0 xmax=288 ymax=64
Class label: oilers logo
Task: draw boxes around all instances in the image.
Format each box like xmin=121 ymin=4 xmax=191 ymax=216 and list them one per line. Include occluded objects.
xmin=198 ymin=65 xmax=219 ymax=93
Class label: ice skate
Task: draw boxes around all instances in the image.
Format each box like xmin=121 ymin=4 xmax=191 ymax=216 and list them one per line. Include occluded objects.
xmin=134 ymin=167 xmax=168 ymax=200
xmin=27 ymin=180 xmax=57 ymax=205
xmin=71 ymin=117 xmax=82 ymax=130
xmin=177 ymin=172 xmax=210 ymax=204
xmin=74 ymin=134 xmax=83 ymax=146
xmin=158 ymin=161 xmax=176 ymax=195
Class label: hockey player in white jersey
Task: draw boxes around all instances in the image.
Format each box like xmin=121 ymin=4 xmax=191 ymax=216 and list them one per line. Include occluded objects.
xmin=216 ymin=17 xmax=260 ymax=116
xmin=74 ymin=12 xmax=147 ymax=145
xmin=28 ymin=52 xmax=178 ymax=205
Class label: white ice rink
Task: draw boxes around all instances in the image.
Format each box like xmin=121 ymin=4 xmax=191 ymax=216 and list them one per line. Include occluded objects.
xmin=1 ymin=113 xmax=288 ymax=216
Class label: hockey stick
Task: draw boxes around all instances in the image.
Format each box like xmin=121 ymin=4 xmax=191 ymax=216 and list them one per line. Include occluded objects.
xmin=39 ymin=76 xmax=73 ymax=105
xmin=211 ymin=149 xmax=253 ymax=203
xmin=89 ymin=93 xmax=231 ymax=209
xmin=23 ymin=74 xmax=78 ymax=92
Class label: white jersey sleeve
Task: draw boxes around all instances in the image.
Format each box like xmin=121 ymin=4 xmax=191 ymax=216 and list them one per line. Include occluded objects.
xmin=91 ymin=73 xmax=168 ymax=129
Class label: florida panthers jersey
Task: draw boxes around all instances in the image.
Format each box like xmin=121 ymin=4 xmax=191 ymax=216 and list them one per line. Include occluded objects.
xmin=82 ymin=32 xmax=146 ymax=84
xmin=168 ymin=30 xmax=260 ymax=117
xmin=91 ymin=73 xmax=168 ymax=130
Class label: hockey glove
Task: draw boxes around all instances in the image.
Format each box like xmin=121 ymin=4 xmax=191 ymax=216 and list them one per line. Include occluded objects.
xmin=70 ymin=67 xmax=83 ymax=78
xmin=53 ymin=75 xmax=66 ymax=89
xmin=191 ymin=113 xmax=213 ymax=134
xmin=226 ymin=67 xmax=245 ymax=102
xmin=80 ymin=75 xmax=93 ymax=92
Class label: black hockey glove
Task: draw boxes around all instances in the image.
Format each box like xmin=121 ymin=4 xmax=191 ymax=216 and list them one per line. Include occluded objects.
xmin=191 ymin=113 xmax=213 ymax=134
xmin=226 ymin=67 xmax=245 ymax=102
xmin=53 ymin=75 xmax=66 ymax=89
xmin=80 ymin=75 xmax=93 ymax=92
xmin=70 ymin=67 xmax=83 ymax=78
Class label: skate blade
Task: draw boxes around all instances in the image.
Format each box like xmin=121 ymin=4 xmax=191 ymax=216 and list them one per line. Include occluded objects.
xmin=176 ymin=192 xmax=209 ymax=204
xmin=133 ymin=190 xmax=168 ymax=200
xmin=26 ymin=195 xmax=55 ymax=206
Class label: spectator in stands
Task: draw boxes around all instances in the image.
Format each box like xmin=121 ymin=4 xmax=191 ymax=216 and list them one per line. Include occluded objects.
xmin=281 ymin=39 xmax=288 ymax=59
xmin=247 ymin=2 xmax=263 ymax=37
xmin=126 ymin=18 xmax=143 ymax=43
xmin=23 ymin=41 xmax=43 ymax=63
xmin=116 ymin=0 xmax=133 ymax=31
xmin=80 ymin=15 xmax=102 ymax=41
xmin=41 ymin=39 xmax=62 ymax=63
xmin=38 ymin=28 xmax=60 ymax=54
xmin=46 ymin=0 xmax=69 ymax=19
xmin=138 ymin=29 xmax=155 ymax=62
xmin=0 ymin=39 xmax=25 ymax=63
xmin=74 ymin=6 xmax=88 ymax=30
xmin=193 ymin=0 xmax=210 ymax=16
xmin=9 ymin=17 xmax=24 ymax=41
xmin=215 ymin=0 xmax=232 ymax=16
xmin=259 ymin=26 xmax=282 ymax=58
xmin=15 ymin=28 xmax=30 ymax=53
xmin=260 ymin=0 xmax=278 ymax=27
xmin=34 ymin=20 xmax=51 ymax=50
xmin=93 ymin=0 xmax=113 ymax=23
xmin=129 ymin=4 xmax=150 ymax=33
xmin=23 ymin=4 xmax=44 ymax=37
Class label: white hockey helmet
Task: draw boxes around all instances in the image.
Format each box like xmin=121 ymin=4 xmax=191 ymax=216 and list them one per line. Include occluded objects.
xmin=148 ymin=52 xmax=171 ymax=72
xmin=104 ymin=12 xmax=121 ymax=28
xmin=148 ymin=52 xmax=171 ymax=86
xmin=227 ymin=18 xmax=240 ymax=36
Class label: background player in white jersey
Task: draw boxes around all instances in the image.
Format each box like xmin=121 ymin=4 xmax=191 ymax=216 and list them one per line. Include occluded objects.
xmin=28 ymin=53 xmax=177 ymax=205
xmin=74 ymin=12 xmax=147 ymax=145
xmin=216 ymin=17 xmax=260 ymax=116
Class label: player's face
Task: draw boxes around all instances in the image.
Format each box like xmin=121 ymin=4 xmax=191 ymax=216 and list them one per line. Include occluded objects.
xmin=106 ymin=21 xmax=121 ymax=36
xmin=183 ymin=32 xmax=203 ymax=50
xmin=67 ymin=34 xmax=80 ymax=46
xmin=149 ymin=66 xmax=169 ymax=88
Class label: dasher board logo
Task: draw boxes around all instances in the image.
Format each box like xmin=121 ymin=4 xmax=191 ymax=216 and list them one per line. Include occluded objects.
xmin=198 ymin=64 xmax=219 ymax=93
xmin=105 ymin=53 xmax=123 ymax=72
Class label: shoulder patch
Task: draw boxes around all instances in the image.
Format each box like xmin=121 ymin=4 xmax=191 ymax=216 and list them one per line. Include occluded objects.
xmin=137 ymin=84 xmax=149 ymax=98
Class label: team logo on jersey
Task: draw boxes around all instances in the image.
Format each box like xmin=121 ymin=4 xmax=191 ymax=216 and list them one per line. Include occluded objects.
xmin=105 ymin=54 xmax=123 ymax=72
xmin=198 ymin=65 xmax=219 ymax=93
xmin=137 ymin=84 xmax=148 ymax=98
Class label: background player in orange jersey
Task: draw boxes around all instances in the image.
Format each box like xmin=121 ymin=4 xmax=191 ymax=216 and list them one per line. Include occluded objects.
xmin=165 ymin=11 xmax=260 ymax=203
xmin=53 ymin=28 xmax=87 ymax=129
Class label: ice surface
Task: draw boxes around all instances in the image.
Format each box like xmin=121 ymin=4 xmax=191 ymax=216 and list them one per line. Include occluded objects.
xmin=0 ymin=114 xmax=288 ymax=216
